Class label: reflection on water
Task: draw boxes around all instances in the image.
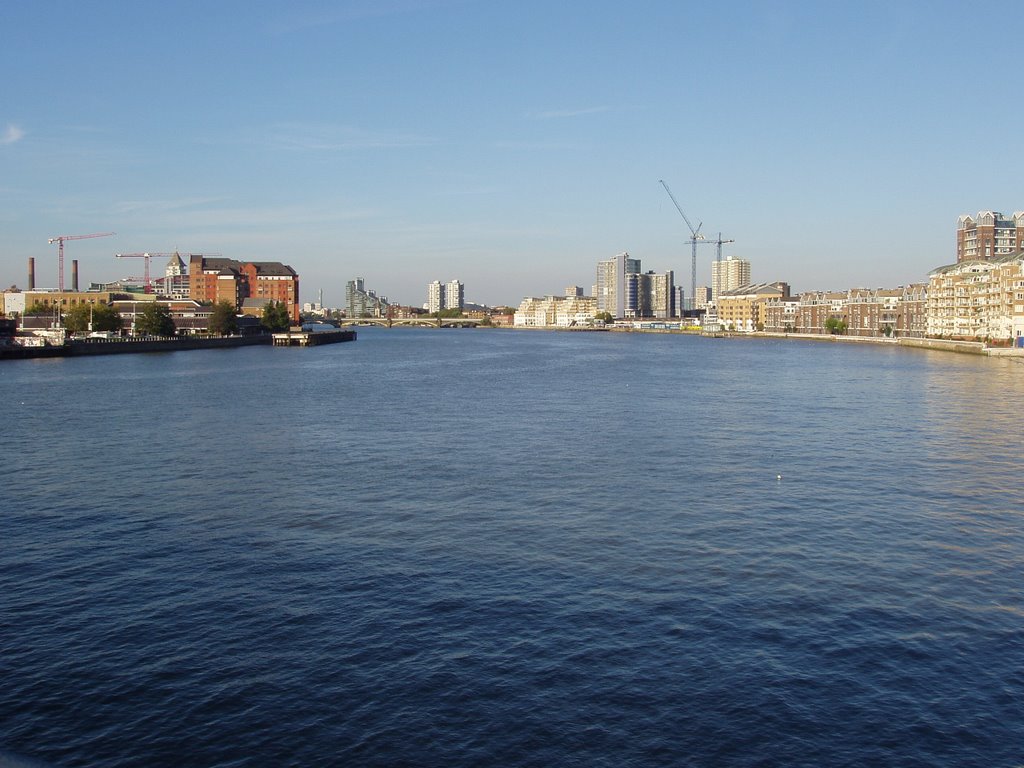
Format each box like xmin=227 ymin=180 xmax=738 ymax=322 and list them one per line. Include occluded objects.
xmin=2 ymin=329 xmax=1023 ymax=767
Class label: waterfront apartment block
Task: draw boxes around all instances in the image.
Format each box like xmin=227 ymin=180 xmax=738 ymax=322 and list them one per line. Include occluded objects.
xmin=795 ymin=291 xmax=849 ymax=334
xmin=189 ymin=255 xmax=300 ymax=323
xmin=596 ymin=252 xmax=641 ymax=318
xmin=956 ymin=211 xmax=1024 ymax=263
xmin=760 ymin=286 xmax=927 ymax=337
xmin=927 ymin=255 xmax=1024 ymax=341
xmin=594 ymin=254 xmax=675 ymax=319
xmin=426 ymin=279 xmax=465 ymax=312
xmin=347 ymin=277 xmax=390 ymax=318
xmin=711 ymin=256 xmax=751 ymax=301
xmin=445 ymin=279 xmax=465 ymax=311
xmin=845 ymin=285 xmax=927 ymax=338
xmin=716 ymin=282 xmax=790 ymax=332
xmin=514 ymin=295 xmax=598 ymax=327
xmin=636 ymin=270 xmax=675 ymax=319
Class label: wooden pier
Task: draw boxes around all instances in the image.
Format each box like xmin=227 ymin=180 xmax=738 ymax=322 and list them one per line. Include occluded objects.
xmin=271 ymin=329 xmax=357 ymax=347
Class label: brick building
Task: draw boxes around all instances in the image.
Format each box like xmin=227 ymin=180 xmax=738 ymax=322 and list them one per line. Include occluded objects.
xmin=189 ymin=255 xmax=300 ymax=323
xmin=957 ymin=211 xmax=1024 ymax=263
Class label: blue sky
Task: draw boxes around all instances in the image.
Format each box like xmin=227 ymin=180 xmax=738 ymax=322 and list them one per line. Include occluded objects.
xmin=2 ymin=0 xmax=1022 ymax=307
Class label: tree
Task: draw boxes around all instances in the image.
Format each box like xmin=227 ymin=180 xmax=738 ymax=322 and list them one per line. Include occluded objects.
xmin=435 ymin=307 xmax=464 ymax=319
xmin=824 ymin=316 xmax=847 ymax=335
xmin=595 ymin=311 xmax=614 ymax=324
xmin=261 ymin=300 xmax=291 ymax=332
xmin=208 ymin=301 xmax=239 ymax=335
xmin=135 ymin=303 xmax=176 ymax=336
xmin=24 ymin=301 xmax=53 ymax=315
xmin=64 ymin=303 xmax=123 ymax=333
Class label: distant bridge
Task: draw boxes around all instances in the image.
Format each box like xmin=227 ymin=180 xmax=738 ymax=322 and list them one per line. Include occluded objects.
xmin=328 ymin=317 xmax=484 ymax=328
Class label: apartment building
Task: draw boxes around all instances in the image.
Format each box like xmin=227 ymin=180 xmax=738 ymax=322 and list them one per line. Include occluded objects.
xmin=347 ymin=277 xmax=390 ymax=318
xmin=426 ymin=279 xmax=464 ymax=312
xmin=637 ymin=271 xmax=675 ymax=319
xmin=716 ymin=282 xmax=790 ymax=332
xmin=927 ymin=254 xmax=1024 ymax=340
xmin=445 ymin=279 xmax=465 ymax=310
xmin=845 ymin=285 xmax=927 ymax=338
xmin=189 ymin=255 xmax=300 ymax=323
xmin=513 ymin=295 xmax=598 ymax=327
xmin=711 ymin=256 xmax=751 ymax=300
xmin=956 ymin=211 xmax=1024 ymax=263
xmin=762 ymin=295 xmax=800 ymax=333
xmin=596 ymin=252 xmax=641 ymax=318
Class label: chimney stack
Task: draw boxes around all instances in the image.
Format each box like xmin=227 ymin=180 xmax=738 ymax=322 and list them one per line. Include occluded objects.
xmin=28 ymin=257 xmax=35 ymax=290
xmin=72 ymin=260 xmax=79 ymax=292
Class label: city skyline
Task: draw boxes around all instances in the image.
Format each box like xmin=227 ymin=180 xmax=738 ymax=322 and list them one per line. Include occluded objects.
xmin=3 ymin=1 xmax=1023 ymax=307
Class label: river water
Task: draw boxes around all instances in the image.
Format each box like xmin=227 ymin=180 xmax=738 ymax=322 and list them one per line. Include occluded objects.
xmin=2 ymin=328 xmax=1023 ymax=767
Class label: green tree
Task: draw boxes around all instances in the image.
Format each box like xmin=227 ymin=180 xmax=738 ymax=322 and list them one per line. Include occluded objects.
xmin=135 ymin=303 xmax=176 ymax=336
xmin=595 ymin=311 xmax=614 ymax=324
xmin=64 ymin=303 xmax=123 ymax=333
xmin=824 ymin=316 xmax=847 ymax=335
xmin=261 ymin=300 xmax=291 ymax=332
xmin=24 ymin=301 xmax=54 ymax=315
xmin=208 ymin=301 xmax=239 ymax=335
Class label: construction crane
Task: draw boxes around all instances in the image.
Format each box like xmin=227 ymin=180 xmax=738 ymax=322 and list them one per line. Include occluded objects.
xmin=115 ymin=252 xmax=175 ymax=293
xmin=710 ymin=232 xmax=735 ymax=263
xmin=658 ymin=180 xmax=712 ymax=310
xmin=48 ymin=232 xmax=115 ymax=291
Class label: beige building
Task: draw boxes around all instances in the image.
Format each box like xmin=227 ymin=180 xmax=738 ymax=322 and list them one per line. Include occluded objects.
xmin=3 ymin=290 xmax=129 ymax=317
xmin=716 ymin=282 xmax=790 ymax=332
xmin=514 ymin=295 xmax=598 ymax=327
xmin=927 ymin=255 xmax=1024 ymax=341
xmin=711 ymin=256 xmax=751 ymax=300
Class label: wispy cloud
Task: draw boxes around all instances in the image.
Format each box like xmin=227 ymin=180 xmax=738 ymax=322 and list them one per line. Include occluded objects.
xmin=261 ymin=122 xmax=436 ymax=151
xmin=109 ymin=198 xmax=380 ymax=232
xmin=112 ymin=196 xmax=227 ymax=215
xmin=2 ymin=123 xmax=25 ymax=145
xmin=529 ymin=106 xmax=610 ymax=120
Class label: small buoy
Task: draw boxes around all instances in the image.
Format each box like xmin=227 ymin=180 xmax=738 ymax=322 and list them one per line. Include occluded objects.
xmin=776 ymin=474 xmax=782 ymax=481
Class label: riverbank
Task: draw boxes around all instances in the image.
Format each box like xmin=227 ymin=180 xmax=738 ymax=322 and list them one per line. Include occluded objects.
xmin=0 ymin=330 xmax=356 ymax=360
xmin=509 ymin=324 xmax=1024 ymax=357
xmin=745 ymin=331 xmax=1024 ymax=357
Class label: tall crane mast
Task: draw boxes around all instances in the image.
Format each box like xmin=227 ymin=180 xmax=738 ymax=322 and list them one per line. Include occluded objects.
xmin=115 ymin=252 xmax=175 ymax=293
xmin=47 ymin=232 xmax=115 ymax=291
xmin=711 ymin=233 xmax=735 ymax=263
xmin=658 ymin=180 xmax=711 ymax=310
xmin=658 ymin=181 xmax=735 ymax=308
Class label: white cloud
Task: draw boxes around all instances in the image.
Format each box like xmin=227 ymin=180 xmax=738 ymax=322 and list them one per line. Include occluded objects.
xmin=2 ymin=124 xmax=25 ymax=145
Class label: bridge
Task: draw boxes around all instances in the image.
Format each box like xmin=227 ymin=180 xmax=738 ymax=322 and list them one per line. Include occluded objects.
xmin=317 ymin=317 xmax=485 ymax=328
